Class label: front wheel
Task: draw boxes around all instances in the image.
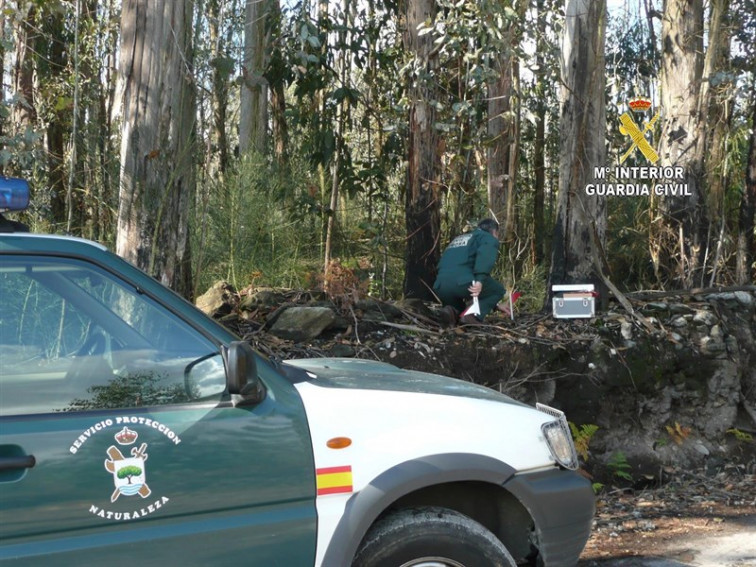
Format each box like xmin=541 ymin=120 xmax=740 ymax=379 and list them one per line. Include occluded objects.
xmin=352 ymin=507 xmax=517 ymax=567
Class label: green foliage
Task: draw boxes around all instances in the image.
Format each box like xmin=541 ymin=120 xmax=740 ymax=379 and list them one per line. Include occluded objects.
xmin=726 ymin=428 xmax=754 ymax=443
xmin=193 ymin=152 xmax=322 ymax=293
xmin=569 ymin=422 xmax=600 ymax=462
xmin=607 ymin=451 xmax=633 ymax=482
xmin=500 ymin=261 xmax=548 ymax=314
xmin=117 ymin=465 xmax=143 ymax=483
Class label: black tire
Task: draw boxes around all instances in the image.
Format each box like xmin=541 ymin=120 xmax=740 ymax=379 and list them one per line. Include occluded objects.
xmin=352 ymin=506 xmax=517 ymax=567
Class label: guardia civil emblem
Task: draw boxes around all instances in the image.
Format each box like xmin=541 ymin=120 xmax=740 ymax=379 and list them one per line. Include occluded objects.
xmin=619 ymin=97 xmax=660 ymax=164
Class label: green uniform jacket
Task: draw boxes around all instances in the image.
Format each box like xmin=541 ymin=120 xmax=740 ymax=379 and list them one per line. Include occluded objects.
xmin=433 ymin=228 xmax=504 ymax=318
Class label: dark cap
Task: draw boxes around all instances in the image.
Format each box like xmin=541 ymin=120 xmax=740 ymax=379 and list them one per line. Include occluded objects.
xmin=477 ymin=218 xmax=499 ymax=234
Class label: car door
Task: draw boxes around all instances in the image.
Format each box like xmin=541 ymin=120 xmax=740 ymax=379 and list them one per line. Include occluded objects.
xmin=0 ymin=252 xmax=317 ymax=566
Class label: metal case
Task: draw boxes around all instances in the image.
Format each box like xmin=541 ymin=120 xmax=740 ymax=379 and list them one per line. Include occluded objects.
xmin=552 ymin=284 xmax=596 ymax=319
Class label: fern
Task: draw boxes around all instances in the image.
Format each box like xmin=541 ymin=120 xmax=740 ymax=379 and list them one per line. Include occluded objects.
xmin=569 ymin=422 xmax=599 ymax=462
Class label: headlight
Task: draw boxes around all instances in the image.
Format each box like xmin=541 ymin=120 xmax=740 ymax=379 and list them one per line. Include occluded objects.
xmin=537 ymin=403 xmax=579 ymax=470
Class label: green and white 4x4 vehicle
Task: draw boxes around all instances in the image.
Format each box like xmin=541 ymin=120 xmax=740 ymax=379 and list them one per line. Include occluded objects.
xmin=0 ymin=178 xmax=593 ymax=566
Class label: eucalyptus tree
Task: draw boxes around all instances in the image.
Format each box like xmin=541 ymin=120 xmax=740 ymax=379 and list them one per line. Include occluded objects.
xmin=654 ymin=0 xmax=706 ymax=287
xmin=116 ymin=0 xmax=197 ymax=297
xmin=401 ymin=0 xmax=442 ymax=300
xmin=10 ymin=2 xmax=37 ymax=153
xmin=240 ymin=0 xmax=274 ymax=155
xmin=486 ymin=0 xmax=528 ymax=245
xmin=733 ymin=0 xmax=756 ymax=285
xmin=741 ymin=95 xmax=756 ymax=285
xmin=548 ymin=0 xmax=608 ymax=290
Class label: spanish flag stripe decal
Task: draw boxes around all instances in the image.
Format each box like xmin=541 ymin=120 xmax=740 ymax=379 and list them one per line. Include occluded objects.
xmin=316 ymin=465 xmax=353 ymax=496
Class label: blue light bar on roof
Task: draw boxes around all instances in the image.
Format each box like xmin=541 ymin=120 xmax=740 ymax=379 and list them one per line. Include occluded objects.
xmin=0 ymin=177 xmax=30 ymax=212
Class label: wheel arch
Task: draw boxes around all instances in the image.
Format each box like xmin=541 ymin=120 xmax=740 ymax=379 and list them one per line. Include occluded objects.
xmin=320 ymin=453 xmax=534 ymax=567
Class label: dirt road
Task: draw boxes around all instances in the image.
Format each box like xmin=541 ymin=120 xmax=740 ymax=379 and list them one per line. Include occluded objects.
xmin=580 ymin=513 xmax=756 ymax=566
xmin=578 ymin=466 xmax=755 ymax=567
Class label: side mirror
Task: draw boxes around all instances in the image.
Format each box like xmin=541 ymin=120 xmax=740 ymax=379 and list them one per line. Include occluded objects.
xmin=226 ymin=341 xmax=265 ymax=406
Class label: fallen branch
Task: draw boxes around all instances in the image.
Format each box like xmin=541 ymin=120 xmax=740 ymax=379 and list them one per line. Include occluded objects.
xmin=627 ymin=285 xmax=756 ymax=301
xmin=378 ymin=321 xmax=442 ymax=336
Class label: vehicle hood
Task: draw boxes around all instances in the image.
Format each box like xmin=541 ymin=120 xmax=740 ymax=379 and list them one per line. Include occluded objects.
xmin=283 ymin=357 xmax=525 ymax=407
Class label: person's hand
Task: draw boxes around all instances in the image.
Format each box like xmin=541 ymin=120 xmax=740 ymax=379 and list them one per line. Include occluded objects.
xmin=468 ymin=281 xmax=482 ymax=297
xmin=496 ymin=302 xmax=511 ymax=316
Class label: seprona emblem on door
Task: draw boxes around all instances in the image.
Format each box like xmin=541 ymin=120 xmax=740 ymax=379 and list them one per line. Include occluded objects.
xmin=104 ymin=427 xmax=151 ymax=502
xmin=69 ymin=417 xmax=178 ymax=521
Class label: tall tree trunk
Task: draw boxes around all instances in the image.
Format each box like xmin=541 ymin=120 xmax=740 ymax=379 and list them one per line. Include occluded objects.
xmin=11 ymin=1 xmax=36 ymax=135
xmin=116 ymin=0 xmax=196 ymax=298
xmin=240 ymin=0 xmax=271 ymax=155
xmin=487 ymin=0 xmax=527 ymax=245
xmin=548 ymin=0 xmax=607 ymax=294
xmin=0 ymin=1 xmax=6 ymax=176
xmin=99 ymin=0 xmax=120 ymax=242
xmin=208 ymin=0 xmax=231 ymax=177
xmin=653 ymin=0 xmax=705 ymax=288
xmin=401 ymin=0 xmax=442 ymax=300
xmin=39 ymin=7 xmax=68 ymax=229
xmin=532 ymin=0 xmax=548 ymax=266
xmin=267 ymin=0 xmax=289 ymax=168
xmin=487 ymin=48 xmax=514 ymax=230
xmin=80 ymin=0 xmax=102 ymax=240
xmin=701 ymin=0 xmax=733 ymax=286
xmin=324 ymin=0 xmax=350 ymax=274
xmin=736 ymin=94 xmax=756 ymax=285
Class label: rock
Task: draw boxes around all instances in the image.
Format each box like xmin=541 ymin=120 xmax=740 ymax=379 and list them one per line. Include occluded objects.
xmin=669 ymin=303 xmax=694 ymax=314
xmin=355 ymin=299 xmax=403 ymax=321
xmin=621 ymin=322 xmax=634 ymax=340
xmin=269 ymin=306 xmax=336 ymax=341
xmin=328 ymin=344 xmax=356 ymax=357
xmin=671 ymin=316 xmax=689 ymax=328
xmin=700 ymin=336 xmax=727 ymax=357
xmin=693 ymin=442 xmax=710 ymax=456
xmin=733 ymin=291 xmax=754 ymax=308
xmin=240 ymin=288 xmax=287 ymax=311
xmin=693 ymin=310 xmax=717 ymax=326
xmin=195 ymin=281 xmax=237 ymax=318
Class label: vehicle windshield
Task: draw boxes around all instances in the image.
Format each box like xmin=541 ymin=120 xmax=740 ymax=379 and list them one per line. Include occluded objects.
xmin=0 ymin=256 xmax=225 ymax=416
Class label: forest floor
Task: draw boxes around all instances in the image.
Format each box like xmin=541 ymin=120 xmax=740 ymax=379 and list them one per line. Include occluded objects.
xmin=579 ymin=463 xmax=756 ymax=565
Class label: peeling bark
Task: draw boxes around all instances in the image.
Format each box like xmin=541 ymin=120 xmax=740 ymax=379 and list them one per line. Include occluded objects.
xmin=116 ymin=0 xmax=196 ymax=298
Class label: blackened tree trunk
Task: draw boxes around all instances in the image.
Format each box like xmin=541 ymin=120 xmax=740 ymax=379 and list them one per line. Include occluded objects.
xmin=116 ymin=0 xmax=196 ymax=297
xmin=401 ymin=0 xmax=442 ymax=300
xmin=548 ymin=0 xmax=607 ymax=295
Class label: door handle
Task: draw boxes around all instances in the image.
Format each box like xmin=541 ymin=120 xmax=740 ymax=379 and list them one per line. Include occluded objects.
xmin=0 ymin=455 xmax=36 ymax=472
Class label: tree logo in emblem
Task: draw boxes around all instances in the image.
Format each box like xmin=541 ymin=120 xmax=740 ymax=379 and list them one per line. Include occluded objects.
xmin=619 ymin=97 xmax=660 ymax=164
xmin=104 ymin=427 xmax=152 ymax=502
